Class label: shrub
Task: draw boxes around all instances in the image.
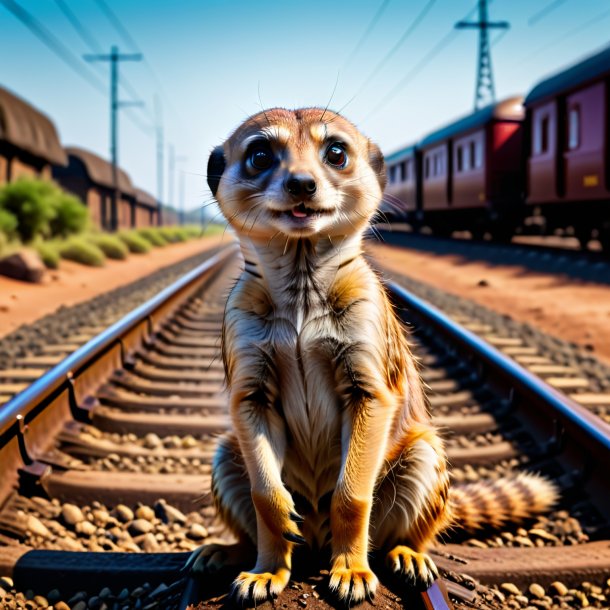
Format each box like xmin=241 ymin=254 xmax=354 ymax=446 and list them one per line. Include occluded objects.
xmin=0 ymin=179 xmax=57 ymax=241
xmin=34 ymin=241 xmax=61 ymax=269
xmin=137 ymin=228 xmax=167 ymax=247
xmin=89 ymin=233 xmax=129 ymax=260
xmin=0 ymin=178 xmax=89 ymax=242
xmin=0 ymin=208 xmax=18 ymax=239
xmin=118 ymin=231 xmax=151 ymax=254
xmin=50 ymin=192 xmax=89 ymax=237
xmin=59 ymin=238 xmax=106 ymax=267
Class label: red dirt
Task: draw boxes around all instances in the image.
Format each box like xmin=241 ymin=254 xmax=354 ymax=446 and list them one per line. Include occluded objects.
xmin=369 ymin=242 xmax=610 ymax=366
xmin=0 ymin=235 xmax=229 ymax=339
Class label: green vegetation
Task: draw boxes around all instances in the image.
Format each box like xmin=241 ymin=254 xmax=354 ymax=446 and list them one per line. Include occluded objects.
xmin=59 ymin=237 xmax=106 ymax=267
xmin=0 ymin=178 xmax=89 ymax=242
xmin=89 ymin=233 xmax=129 ymax=260
xmin=34 ymin=241 xmax=61 ymax=269
xmin=117 ymin=230 xmax=152 ymax=254
xmin=137 ymin=227 xmax=168 ymax=247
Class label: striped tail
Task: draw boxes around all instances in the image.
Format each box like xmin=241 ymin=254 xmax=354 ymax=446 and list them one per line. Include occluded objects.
xmin=448 ymin=472 xmax=559 ymax=533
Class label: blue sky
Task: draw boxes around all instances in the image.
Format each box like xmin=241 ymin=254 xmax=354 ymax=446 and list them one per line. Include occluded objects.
xmin=1 ymin=0 xmax=609 ymax=214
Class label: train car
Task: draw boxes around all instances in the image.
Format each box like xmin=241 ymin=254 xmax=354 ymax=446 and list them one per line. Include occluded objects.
xmin=383 ymin=145 xmax=420 ymax=223
xmin=0 ymin=86 xmax=67 ymax=184
xmin=524 ymin=44 xmax=610 ymax=249
xmin=418 ymin=96 xmax=525 ymax=238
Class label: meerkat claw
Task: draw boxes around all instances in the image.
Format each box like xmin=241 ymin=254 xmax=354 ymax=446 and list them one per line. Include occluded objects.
xmin=282 ymin=531 xmax=306 ymax=544
xmin=289 ymin=511 xmax=305 ymax=523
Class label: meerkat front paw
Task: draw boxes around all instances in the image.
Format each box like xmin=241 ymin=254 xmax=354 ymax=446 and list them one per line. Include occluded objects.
xmin=231 ymin=568 xmax=291 ymax=605
xmin=386 ymin=545 xmax=438 ymax=589
xmin=329 ymin=556 xmax=378 ymax=605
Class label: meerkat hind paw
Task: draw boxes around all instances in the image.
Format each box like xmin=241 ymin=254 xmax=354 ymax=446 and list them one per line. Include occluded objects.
xmin=386 ymin=546 xmax=438 ymax=589
xmin=231 ymin=569 xmax=291 ymax=605
xmin=328 ymin=566 xmax=378 ymax=605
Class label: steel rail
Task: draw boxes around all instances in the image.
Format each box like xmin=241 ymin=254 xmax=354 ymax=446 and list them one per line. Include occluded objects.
xmin=0 ymin=245 xmax=238 ymax=452
xmin=388 ymin=281 xmax=610 ymax=465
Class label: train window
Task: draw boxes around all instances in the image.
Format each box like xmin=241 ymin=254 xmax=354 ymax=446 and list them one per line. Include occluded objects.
xmin=425 ymin=156 xmax=430 ymax=178
xmin=474 ymin=140 xmax=483 ymax=168
xmin=456 ymin=146 xmax=463 ymax=172
xmin=400 ymin=161 xmax=407 ymax=181
xmin=568 ymin=106 xmax=580 ymax=150
xmin=463 ymin=145 xmax=471 ymax=171
xmin=389 ymin=165 xmax=397 ymax=183
xmin=469 ymin=141 xmax=477 ymax=169
xmin=535 ymin=115 xmax=550 ymax=155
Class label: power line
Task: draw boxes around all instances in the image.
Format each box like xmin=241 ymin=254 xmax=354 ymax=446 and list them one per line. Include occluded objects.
xmin=517 ymin=6 xmax=610 ymax=65
xmin=364 ymin=28 xmax=460 ymax=122
xmin=342 ymin=0 xmax=392 ymax=70
xmin=355 ymin=0 xmax=438 ymax=96
xmin=93 ymin=0 xmax=140 ymax=52
xmin=53 ymin=0 xmax=103 ymax=54
xmin=528 ymin=0 xmax=569 ymax=26
xmin=0 ymin=0 xmax=106 ymax=95
xmin=363 ymin=3 xmax=479 ymax=122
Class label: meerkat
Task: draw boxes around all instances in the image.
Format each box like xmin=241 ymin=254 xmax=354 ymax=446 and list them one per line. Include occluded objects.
xmin=194 ymin=107 xmax=558 ymax=606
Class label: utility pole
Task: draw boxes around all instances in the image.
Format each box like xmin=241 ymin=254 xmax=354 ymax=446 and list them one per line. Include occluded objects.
xmin=167 ymin=143 xmax=175 ymax=216
xmin=455 ymin=0 xmax=509 ymax=110
xmin=176 ymin=156 xmax=187 ymax=225
xmin=154 ymin=96 xmax=164 ymax=226
xmin=85 ymin=46 xmax=143 ymax=231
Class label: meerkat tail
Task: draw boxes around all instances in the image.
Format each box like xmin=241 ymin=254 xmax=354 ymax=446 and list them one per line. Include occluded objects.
xmin=448 ymin=472 xmax=559 ymax=533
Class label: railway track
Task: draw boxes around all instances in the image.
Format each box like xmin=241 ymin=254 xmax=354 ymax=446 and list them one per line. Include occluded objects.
xmin=0 ymin=243 xmax=609 ymax=610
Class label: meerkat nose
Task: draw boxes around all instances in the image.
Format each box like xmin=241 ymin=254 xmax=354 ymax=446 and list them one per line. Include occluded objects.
xmin=285 ymin=174 xmax=317 ymax=199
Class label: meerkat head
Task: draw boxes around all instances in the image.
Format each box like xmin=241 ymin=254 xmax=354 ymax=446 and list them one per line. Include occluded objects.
xmin=208 ymin=108 xmax=386 ymax=241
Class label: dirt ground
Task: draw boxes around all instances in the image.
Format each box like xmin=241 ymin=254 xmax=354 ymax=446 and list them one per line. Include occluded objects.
xmin=369 ymin=242 xmax=610 ymax=366
xmin=0 ymin=234 xmax=230 ymax=339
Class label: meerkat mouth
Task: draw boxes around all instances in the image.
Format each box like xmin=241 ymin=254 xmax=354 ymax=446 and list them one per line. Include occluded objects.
xmin=272 ymin=202 xmax=333 ymax=221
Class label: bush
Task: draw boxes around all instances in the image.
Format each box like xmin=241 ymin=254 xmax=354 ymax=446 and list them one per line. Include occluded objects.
xmin=137 ymin=228 xmax=167 ymax=247
xmin=0 ymin=208 xmax=18 ymax=239
xmin=59 ymin=238 xmax=106 ymax=267
xmin=118 ymin=231 xmax=151 ymax=254
xmin=50 ymin=192 xmax=89 ymax=237
xmin=0 ymin=178 xmax=89 ymax=242
xmin=34 ymin=241 xmax=61 ymax=269
xmin=0 ymin=179 xmax=57 ymax=241
xmin=89 ymin=233 xmax=129 ymax=260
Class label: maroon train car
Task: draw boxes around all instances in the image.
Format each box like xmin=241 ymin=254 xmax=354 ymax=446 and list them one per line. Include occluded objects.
xmin=383 ymin=145 xmax=419 ymax=223
xmin=525 ymin=44 xmax=610 ymax=248
xmin=418 ymin=96 xmax=525 ymax=238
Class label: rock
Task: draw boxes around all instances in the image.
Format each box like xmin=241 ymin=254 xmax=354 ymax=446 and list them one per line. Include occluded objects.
xmin=143 ymin=433 xmax=162 ymax=448
xmin=501 ymin=583 xmax=522 ymax=596
xmin=187 ymin=523 xmax=208 ymax=539
xmin=477 ymin=279 xmax=489 ymax=287
xmin=128 ymin=519 xmax=153 ymax=535
xmin=62 ymin=504 xmax=85 ymax=526
xmin=54 ymin=603 xmax=70 ymax=610
xmin=34 ymin=595 xmax=49 ymax=608
xmin=114 ymin=504 xmax=134 ymax=522
xmin=0 ymin=250 xmax=46 ymax=283
xmin=154 ymin=499 xmax=186 ymax=524
xmin=529 ymin=584 xmax=545 ymax=598
xmin=27 ymin=515 xmax=51 ymax=538
xmin=75 ymin=520 xmax=96 ymax=536
xmin=135 ymin=505 xmax=155 ymax=521
xmin=140 ymin=533 xmax=160 ymax=552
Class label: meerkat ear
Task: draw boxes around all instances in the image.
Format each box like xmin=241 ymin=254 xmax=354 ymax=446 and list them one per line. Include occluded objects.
xmin=207 ymin=146 xmax=226 ymax=197
xmin=368 ymin=141 xmax=387 ymax=191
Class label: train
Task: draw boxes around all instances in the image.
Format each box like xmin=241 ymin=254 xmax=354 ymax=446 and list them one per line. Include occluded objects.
xmin=383 ymin=44 xmax=610 ymax=251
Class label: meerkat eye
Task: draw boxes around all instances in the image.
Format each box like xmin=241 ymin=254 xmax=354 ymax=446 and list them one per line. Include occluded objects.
xmin=247 ymin=143 xmax=274 ymax=172
xmin=325 ymin=143 xmax=348 ymax=169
